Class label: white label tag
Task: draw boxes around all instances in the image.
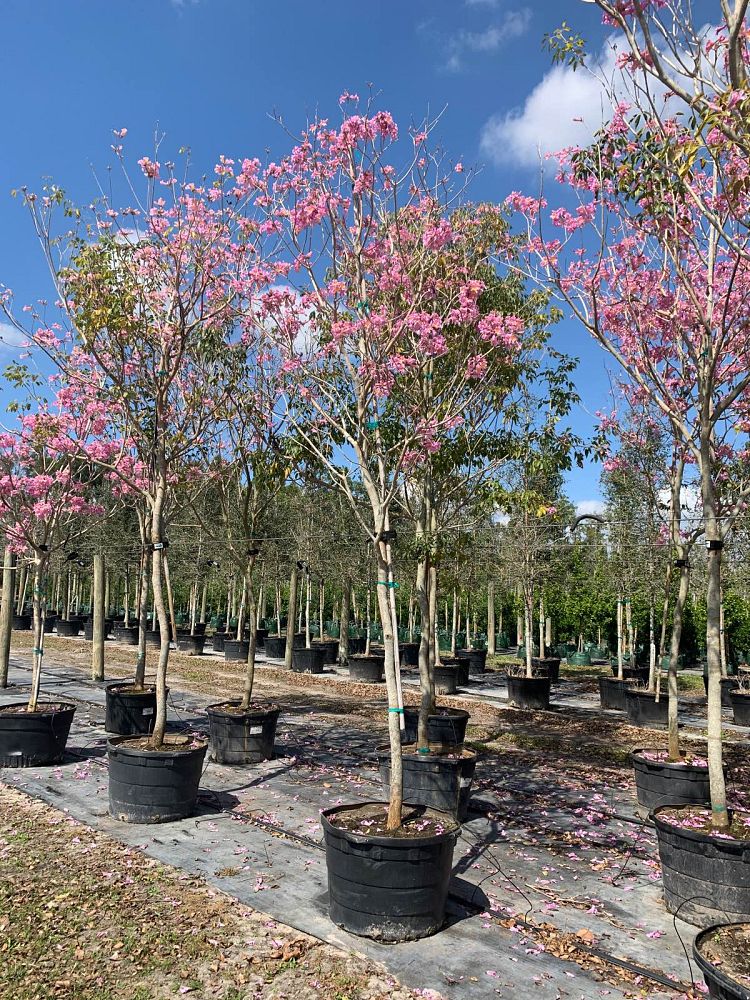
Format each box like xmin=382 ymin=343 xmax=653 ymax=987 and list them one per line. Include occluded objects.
xmin=142 ymin=708 xmax=154 ymax=716
xmin=248 ymin=726 xmax=263 ymax=735
xmin=459 ymin=777 xmax=472 ymax=788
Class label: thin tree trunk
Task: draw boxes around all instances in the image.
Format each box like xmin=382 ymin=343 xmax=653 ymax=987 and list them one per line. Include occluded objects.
xmin=284 ymin=564 xmax=298 ymax=670
xmin=538 ymin=595 xmax=545 ymax=659
xmin=0 ymin=548 xmax=15 ymax=688
xmin=668 ymin=561 xmax=689 ymax=761
xmin=91 ymin=552 xmax=105 ymax=682
xmin=163 ymin=553 xmax=177 ymax=647
xmin=338 ymin=577 xmax=351 ymax=663
xmin=241 ymin=557 xmax=258 ymax=709
xmin=305 ymin=571 xmax=311 ymax=648
xmin=375 ymin=540 xmax=403 ymax=831
xmin=27 ymin=556 xmax=47 ymax=713
xmin=616 ymin=593 xmax=624 ymax=681
xmin=487 ymin=581 xmax=496 ymax=655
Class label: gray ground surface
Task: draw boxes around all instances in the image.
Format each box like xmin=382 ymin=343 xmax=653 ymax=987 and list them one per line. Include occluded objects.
xmin=1 ymin=642 xmax=731 ymax=999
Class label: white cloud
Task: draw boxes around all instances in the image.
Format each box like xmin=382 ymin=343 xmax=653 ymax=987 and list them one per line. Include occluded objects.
xmin=0 ymin=322 xmax=27 ymax=353
xmin=447 ymin=9 xmax=531 ymax=71
xmin=480 ymin=53 xmax=617 ymax=167
xmin=575 ymin=500 xmax=606 ymax=518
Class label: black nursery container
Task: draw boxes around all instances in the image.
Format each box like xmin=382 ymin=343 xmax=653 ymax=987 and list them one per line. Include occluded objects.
xmin=458 ymin=648 xmax=487 ymax=674
xmin=400 ymin=641 xmax=420 ymax=666
xmin=206 ymin=701 xmax=280 ymax=764
xmin=105 ymin=683 xmax=158 ymax=736
xmin=211 ymin=631 xmax=226 ymax=653
xmin=380 ymin=746 xmax=477 ymax=820
xmin=224 ymin=639 xmax=250 ymax=662
xmin=176 ymin=634 xmax=206 ymax=656
xmin=625 ymin=689 xmax=668 ymax=727
xmin=321 ymin=802 xmax=459 ymax=941
xmin=401 ymin=707 xmax=470 ymax=748
xmin=314 ymin=638 xmax=340 ymax=665
xmin=731 ymin=692 xmax=750 ymax=726
xmin=433 ymin=664 xmax=458 ymax=695
xmin=506 ymin=674 xmax=551 ymax=711
xmin=599 ymin=675 xmax=632 ymax=710
xmin=652 ymin=805 xmax=750 ymax=927
xmin=56 ymin=618 xmax=83 ymax=638
xmin=703 ymin=676 xmax=741 ymax=709
xmin=255 ymin=627 xmax=268 ymax=649
xmin=144 ymin=629 xmax=162 ymax=647
xmin=693 ymin=924 xmax=750 ymax=1000
xmin=612 ymin=663 xmax=650 ymax=685
xmin=12 ymin=613 xmax=31 ymax=631
xmin=107 ymin=735 xmax=208 ymax=824
xmin=291 ymin=646 xmax=326 ymax=673
xmin=348 ymin=654 xmax=384 ymax=683
xmin=0 ymin=702 xmax=76 ymax=767
xmin=264 ymin=635 xmax=287 ymax=658
xmin=84 ymin=618 xmax=114 ymax=641
xmin=441 ymin=656 xmax=470 ymax=686
xmin=113 ymin=624 xmax=139 ymax=646
xmin=532 ymin=656 xmax=561 ymax=683
xmin=631 ymin=748 xmax=710 ymax=811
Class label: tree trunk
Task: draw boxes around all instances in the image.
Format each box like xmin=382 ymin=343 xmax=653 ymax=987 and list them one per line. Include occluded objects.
xmin=487 ymin=581 xmax=496 ymax=655
xmin=91 ymin=552 xmax=105 ymax=683
xmin=199 ymin=578 xmax=207 ymax=625
xmin=0 ymin=548 xmax=15 ymax=688
xmin=375 ymin=540 xmax=403 ymax=831
xmin=538 ymin=595 xmax=545 ymax=659
xmin=524 ymin=592 xmax=533 ymax=679
xmin=16 ymin=562 xmax=27 ymax=615
xmin=702 ymin=452 xmax=729 ymax=829
xmin=284 ymin=564 xmax=298 ymax=670
xmin=338 ymin=577 xmax=350 ymax=663
xmin=27 ymin=556 xmax=47 ymax=713
xmin=365 ymin=586 xmax=372 ymax=655
xmin=305 ymin=571 xmax=311 ymax=648
xmin=241 ymin=557 xmax=258 ymax=710
xmin=648 ymin=602 xmax=657 ymax=693
xmin=135 ymin=542 xmax=150 ymax=689
xmin=163 ymin=555 xmax=177 ymax=648
xmin=668 ymin=560 xmax=689 ymax=761
xmin=150 ymin=492 xmax=170 ymax=749
xmin=616 ymin=593 xmax=624 ymax=681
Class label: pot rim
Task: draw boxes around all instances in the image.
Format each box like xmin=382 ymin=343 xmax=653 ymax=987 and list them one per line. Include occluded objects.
xmin=651 ymin=803 xmax=750 ymax=846
xmin=205 ymin=700 xmax=281 ymax=719
xmin=377 ymin=741 xmax=475 ymax=761
xmin=630 ymin=747 xmax=708 ymax=771
xmin=105 ymin=682 xmax=158 ymax=696
xmin=107 ymin=734 xmax=209 ymax=758
xmin=0 ymin=701 xmax=76 ymax=718
xmin=693 ymin=923 xmax=750 ymax=1000
xmin=321 ymin=800 xmax=460 ymax=846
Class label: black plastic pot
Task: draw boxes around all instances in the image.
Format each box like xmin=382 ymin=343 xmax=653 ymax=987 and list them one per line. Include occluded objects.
xmin=113 ymin=624 xmax=139 ymax=646
xmin=206 ymin=701 xmax=281 ymax=764
xmin=631 ymin=748 xmax=710 ymax=811
xmin=433 ymin=664 xmax=457 ymax=695
xmin=83 ymin=618 xmax=114 ymax=641
xmin=144 ymin=629 xmax=162 ymax=647
xmin=652 ymin=805 xmax=750 ymax=926
xmin=42 ymin=618 xmax=56 ymax=634
xmin=12 ymin=613 xmax=31 ymax=631
xmin=599 ymin=675 xmax=632 ymax=710
xmin=255 ymin=627 xmax=268 ymax=649
xmin=612 ymin=663 xmax=650 ymax=684
xmin=224 ymin=639 xmax=250 ymax=662
xmin=348 ymin=636 xmax=367 ymax=655
xmin=264 ymin=635 xmax=287 ymax=658
xmin=107 ymin=735 xmax=208 ymax=824
xmin=400 ymin=642 xmax=420 ymax=667
xmin=441 ymin=657 xmax=470 ymax=686
xmin=693 ymin=924 xmax=750 ymax=1000
xmin=321 ymin=802 xmax=458 ymax=941
xmin=56 ymin=619 xmax=83 ymax=638
xmin=380 ymin=746 xmax=477 ymax=820
xmin=291 ymin=646 xmax=326 ymax=673
xmin=192 ymin=622 xmax=207 ymax=636
xmin=704 ymin=676 xmax=741 ymax=709
xmin=176 ymin=634 xmax=206 ymax=656
xmin=457 ymin=648 xmax=487 ymax=674
xmin=506 ymin=674 xmax=551 ymax=711
xmin=348 ymin=655 xmax=384 ymax=683
xmin=401 ymin=707 xmax=470 ymax=748
xmin=105 ymin=683 xmax=157 ymax=736
xmin=0 ymin=702 xmax=76 ymax=767
xmin=731 ymin=692 xmax=750 ymax=726
xmin=314 ymin=639 xmax=340 ymax=665
xmin=211 ymin=631 xmax=226 ymax=653
xmin=532 ymin=656 xmax=560 ymax=684
xmin=293 ymin=631 xmax=306 ymax=648
xmin=625 ymin=689 xmax=668 ymax=727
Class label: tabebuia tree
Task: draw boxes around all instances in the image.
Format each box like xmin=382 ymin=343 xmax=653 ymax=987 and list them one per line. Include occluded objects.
xmin=0 ymin=402 xmax=105 ymax=710
xmin=2 ymin=142 xmax=279 ymax=747
xmin=258 ymin=93 xmax=536 ymax=828
xmin=507 ymin=18 xmax=750 ymax=827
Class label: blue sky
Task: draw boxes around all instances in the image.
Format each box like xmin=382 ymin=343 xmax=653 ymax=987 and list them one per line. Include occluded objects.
xmin=0 ymin=0 xmax=617 ymax=509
